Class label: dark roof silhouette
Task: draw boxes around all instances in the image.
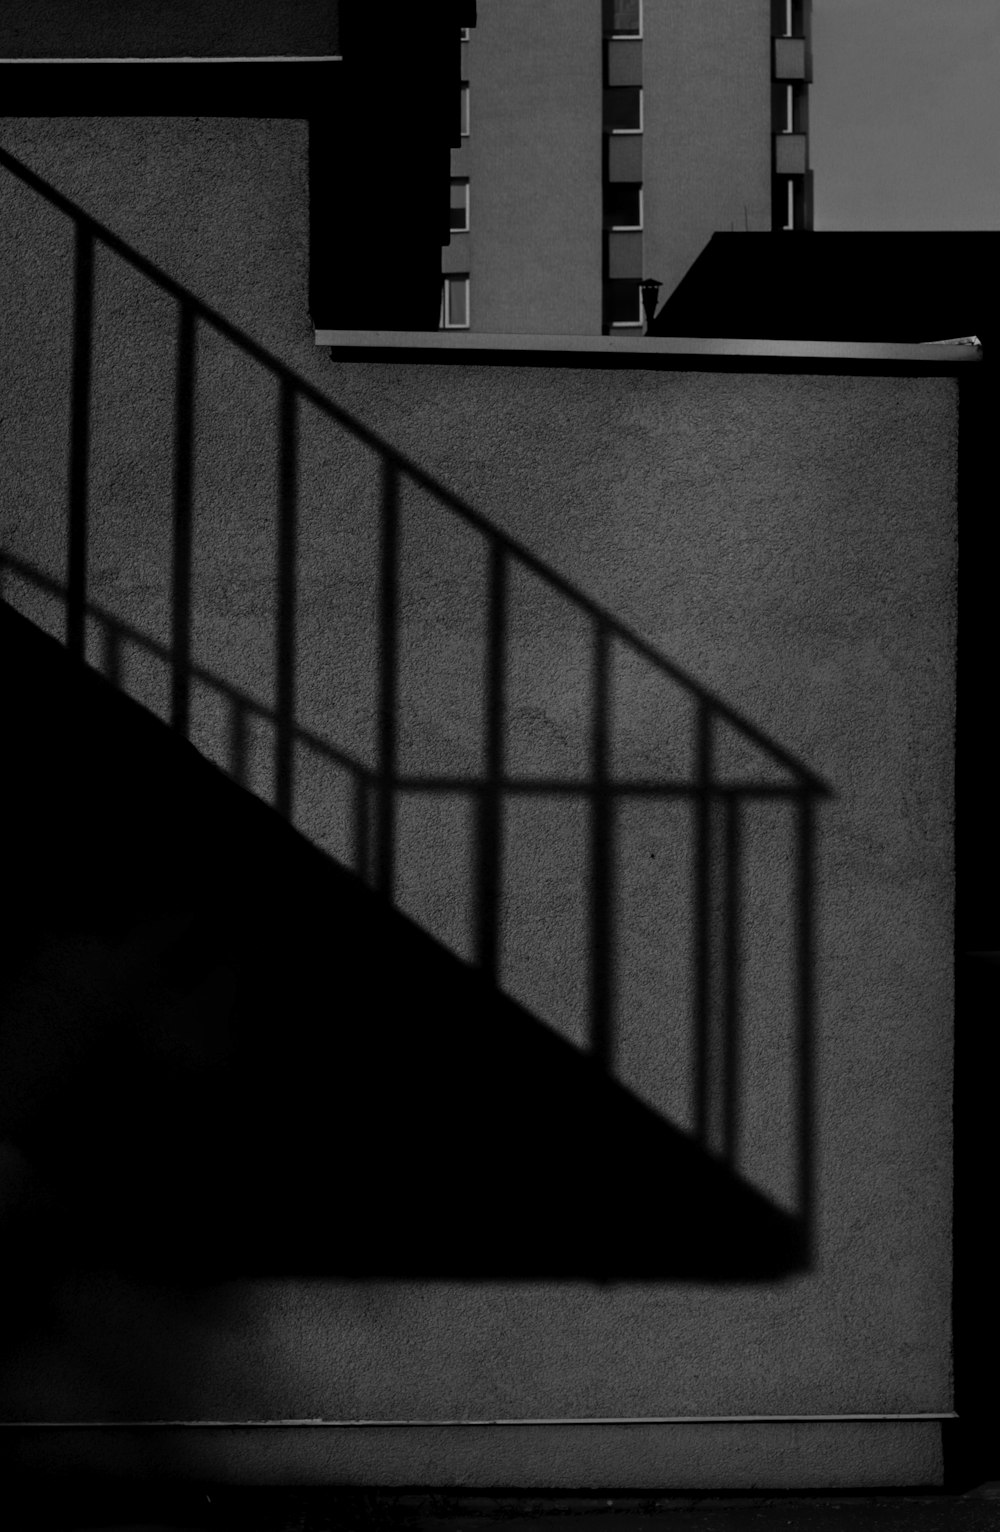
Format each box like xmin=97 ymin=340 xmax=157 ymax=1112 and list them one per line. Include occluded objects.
xmin=650 ymin=232 xmax=998 ymax=348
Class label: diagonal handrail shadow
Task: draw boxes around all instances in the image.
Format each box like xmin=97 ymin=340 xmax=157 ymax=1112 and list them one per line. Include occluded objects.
xmin=0 ymin=144 xmax=824 ymax=785
xmin=0 ymin=144 xmax=831 ymax=1258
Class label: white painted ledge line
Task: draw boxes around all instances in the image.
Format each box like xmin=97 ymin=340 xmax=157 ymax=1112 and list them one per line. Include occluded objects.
xmin=0 ymin=1414 xmax=958 ymax=1428
xmin=315 ymin=330 xmax=982 ymax=363
xmin=0 ymin=56 xmax=342 ymax=64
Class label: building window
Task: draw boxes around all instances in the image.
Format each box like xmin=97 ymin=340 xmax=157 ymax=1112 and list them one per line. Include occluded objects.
xmin=441 ymin=274 xmax=470 ymax=329
xmin=777 ymin=81 xmax=809 ymax=133
xmin=450 ymin=178 xmax=470 ymax=231
xmin=460 ymin=26 xmax=471 ymax=40
xmin=787 ymin=0 xmax=805 ymax=37
xmin=606 ymin=279 xmax=642 ymax=327
xmin=460 ymin=81 xmax=470 ymax=136
xmin=604 ymin=0 xmax=642 ymax=37
xmin=774 ymin=0 xmax=805 ymax=37
xmin=605 ymin=182 xmax=642 ymax=230
xmin=773 ymin=176 xmax=809 ymax=231
xmin=604 ymin=86 xmax=642 ymax=133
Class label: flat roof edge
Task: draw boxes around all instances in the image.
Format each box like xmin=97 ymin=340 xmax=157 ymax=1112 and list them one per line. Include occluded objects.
xmin=314 ymin=331 xmax=982 ymax=364
xmin=0 ymin=55 xmax=343 ymax=63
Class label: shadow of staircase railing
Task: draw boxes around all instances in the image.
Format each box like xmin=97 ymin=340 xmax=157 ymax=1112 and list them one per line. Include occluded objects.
xmin=0 ymin=143 xmax=829 ymax=1254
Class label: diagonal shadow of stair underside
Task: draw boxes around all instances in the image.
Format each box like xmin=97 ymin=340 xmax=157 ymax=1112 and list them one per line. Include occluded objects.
xmin=1 ymin=601 xmax=803 ymax=1282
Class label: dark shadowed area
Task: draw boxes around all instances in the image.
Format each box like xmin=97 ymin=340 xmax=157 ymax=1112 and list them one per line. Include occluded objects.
xmin=0 ymin=598 xmax=804 ymax=1286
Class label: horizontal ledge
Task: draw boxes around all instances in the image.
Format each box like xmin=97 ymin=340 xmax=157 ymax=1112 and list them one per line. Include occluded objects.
xmin=0 ymin=56 xmax=342 ymax=64
xmin=315 ymin=330 xmax=982 ymax=363
xmin=0 ymin=1414 xmax=958 ymax=1429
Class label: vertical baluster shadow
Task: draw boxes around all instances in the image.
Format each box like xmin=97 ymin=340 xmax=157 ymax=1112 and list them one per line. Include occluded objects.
xmin=475 ymin=541 xmax=507 ymax=983
xmin=275 ymin=380 xmax=297 ymax=820
xmin=722 ymin=792 xmax=742 ymax=1165
xmin=170 ymin=302 xmax=195 ymax=736
xmin=694 ymin=698 xmax=712 ymax=1143
xmin=589 ymin=620 xmax=614 ymax=1073
xmin=376 ymin=458 xmax=400 ymax=900
xmin=796 ymin=788 xmax=816 ymax=1254
xmin=66 ymin=222 xmax=93 ymax=663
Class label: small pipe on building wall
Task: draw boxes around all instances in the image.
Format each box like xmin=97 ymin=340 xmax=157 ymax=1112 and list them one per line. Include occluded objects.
xmin=0 ymin=1414 xmax=958 ymax=1429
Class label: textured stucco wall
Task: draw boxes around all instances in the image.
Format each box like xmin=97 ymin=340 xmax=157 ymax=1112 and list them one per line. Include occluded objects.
xmin=0 ymin=118 xmax=955 ymax=1489
xmin=644 ymin=0 xmax=773 ymax=299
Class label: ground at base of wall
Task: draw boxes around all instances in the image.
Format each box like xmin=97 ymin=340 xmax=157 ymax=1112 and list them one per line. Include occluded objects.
xmin=16 ymin=1487 xmax=1000 ymax=1532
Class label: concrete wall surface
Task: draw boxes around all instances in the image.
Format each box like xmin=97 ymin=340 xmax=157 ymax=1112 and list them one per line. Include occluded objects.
xmin=644 ymin=0 xmax=774 ymax=297
xmin=463 ymin=0 xmax=604 ymax=333
xmin=0 ymin=118 xmax=955 ymax=1489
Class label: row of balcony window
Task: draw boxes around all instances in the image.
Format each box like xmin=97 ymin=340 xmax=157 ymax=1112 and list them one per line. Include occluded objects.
xmin=455 ymin=83 xmax=643 ymax=142
xmin=458 ymin=85 xmax=800 ymax=145
xmin=604 ymin=0 xmax=642 ymax=38
xmin=460 ymin=1 xmax=641 ymax=44
xmin=449 ymin=179 xmax=643 ymax=237
xmin=603 ymin=6 xmax=643 ymax=329
xmin=441 ymin=274 xmax=653 ymax=333
xmin=772 ymin=24 xmax=809 ymax=230
xmin=445 ymin=23 xmax=471 ymax=329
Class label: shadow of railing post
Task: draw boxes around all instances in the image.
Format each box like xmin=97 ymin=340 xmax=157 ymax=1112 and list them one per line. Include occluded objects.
xmin=589 ymin=619 xmax=614 ymax=1074
xmin=376 ymin=459 xmax=400 ymax=900
xmin=694 ymin=698 xmax=713 ymax=1148
xmin=170 ymin=302 xmax=195 ymax=737
xmin=722 ymin=789 xmax=742 ymax=1168
xmin=275 ymin=380 xmax=298 ymax=821
xmin=475 ymin=540 xmax=507 ymax=983
xmin=0 ymin=142 xmax=831 ymax=1255
xmin=796 ymin=789 xmax=816 ymax=1258
xmin=66 ymin=222 xmax=93 ymax=664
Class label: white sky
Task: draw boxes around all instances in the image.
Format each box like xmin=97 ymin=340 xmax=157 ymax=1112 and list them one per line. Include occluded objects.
xmin=810 ymin=0 xmax=1000 ymax=229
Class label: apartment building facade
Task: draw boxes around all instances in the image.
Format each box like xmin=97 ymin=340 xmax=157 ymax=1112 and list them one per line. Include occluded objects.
xmin=443 ymin=0 xmax=813 ymax=334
